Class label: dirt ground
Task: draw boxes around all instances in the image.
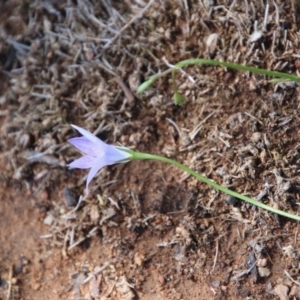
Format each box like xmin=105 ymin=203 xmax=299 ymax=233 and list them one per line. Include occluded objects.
xmin=1 ymin=0 xmax=300 ymax=299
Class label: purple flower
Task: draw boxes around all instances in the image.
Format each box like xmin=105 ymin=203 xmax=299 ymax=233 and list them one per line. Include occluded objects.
xmin=68 ymin=125 xmax=131 ymax=193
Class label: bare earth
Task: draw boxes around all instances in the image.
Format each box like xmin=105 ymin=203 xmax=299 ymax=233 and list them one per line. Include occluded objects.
xmin=1 ymin=0 xmax=300 ymax=299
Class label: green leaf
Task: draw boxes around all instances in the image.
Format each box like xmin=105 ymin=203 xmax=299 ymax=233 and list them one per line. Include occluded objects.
xmin=174 ymin=92 xmax=185 ymax=106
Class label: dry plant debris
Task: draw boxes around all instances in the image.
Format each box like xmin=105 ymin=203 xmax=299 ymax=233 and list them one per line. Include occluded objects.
xmin=1 ymin=0 xmax=300 ymax=299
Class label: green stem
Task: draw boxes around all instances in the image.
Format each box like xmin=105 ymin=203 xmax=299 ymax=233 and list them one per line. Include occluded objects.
xmin=131 ymin=151 xmax=300 ymax=221
xmin=137 ymin=58 xmax=300 ymax=94
xmin=174 ymin=59 xmax=300 ymax=82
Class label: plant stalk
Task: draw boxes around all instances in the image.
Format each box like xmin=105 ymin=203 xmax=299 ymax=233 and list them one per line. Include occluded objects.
xmin=131 ymin=151 xmax=300 ymax=221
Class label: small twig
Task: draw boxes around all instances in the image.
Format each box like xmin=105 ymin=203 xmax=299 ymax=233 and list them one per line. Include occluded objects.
xmin=284 ymin=270 xmax=300 ymax=286
xmin=262 ymin=3 xmax=269 ymax=31
xmin=30 ymin=92 xmax=52 ymax=99
xmin=189 ymin=111 xmax=215 ymax=141
xmin=212 ymin=239 xmax=219 ymax=272
xmin=62 ymin=228 xmax=70 ymax=257
xmin=179 ymin=141 xmax=205 ymax=153
xmin=68 ymin=227 xmax=98 ymax=251
xmin=231 ymin=260 xmax=257 ymax=281
xmin=142 ymin=214 xmax=156 ymax=223
xmin=244 ymin=111 xmax=264 ymax=125
xmin=272 ymin=0 xmax=280 ymax=27
xmin=166 ymin=118 xmax=182 ymax=138
xmin=61 ymin=196 xmax=84 ymax=219
xmin=6 ymin=266 xmax=13 ymax=300
xmin=156 ymin=240 xmax=179 ymax=247
xmin=107 ymin=197 xmax=120 ymax=210
xmin=83 ymin=262 xmax=110 ymax=284
xmin=131 ymin=191 xmax=142 ymax=218
xmin=113 ymin=76 xmax=135 ymax=103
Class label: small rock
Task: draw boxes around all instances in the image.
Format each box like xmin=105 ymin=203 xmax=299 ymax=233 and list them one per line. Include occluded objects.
xmin=281 ymin=181 xmax=291 ymax=192
xmin=90 ymin=205 xmax=100 ymax=223
xmin=249 ymin=31 xmax=264 ymax=43
xmin=18 ymin=132 xmax=32 ymax=148
xmin=251 ymin=132 xmax=262 ymax=143
xmin=251 ymin=220 xmax=257 ymax=226
xmin=206 ymin=33 xmax=219 ymax=56
xmin=11 ymin=278 xmax=17 ymax=284
xmin=134 ymin=252 xmax=145 ymax=266
xmin=257 ymin=258 xmax=268 ymax=267
xmin=32 ymin=282 xmax=41 ymax=291
xmin=43 ymin=214 xmax=54 ymax=226
xmin=128 ymin=70 xmax=140 ymax=91
xmin=181 ymin=132 xmax=191 ymax=147
xmin=63 ymin=188 xmax=78 ymax=207
xmin=226 ymin=195 xmax=238 ymax=206
xmin=258 ymin=267 xmax=271 ymax=277
xmin=274 ymin=284 xmax=289 ymax=300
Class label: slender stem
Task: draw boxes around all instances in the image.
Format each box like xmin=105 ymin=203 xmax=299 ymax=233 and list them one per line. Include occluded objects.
xmin=136 ymin=69 xmax=173 ymax=93
xmin=174 ymin=59 xmax=300 ymax=82
xmin=137 ymin=58 xmax=300 ymax=94
xmin=131 ymin=151 xmax=300 ymax=221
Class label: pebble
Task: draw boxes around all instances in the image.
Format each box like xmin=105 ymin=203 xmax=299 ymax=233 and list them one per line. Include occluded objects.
xmin=43 ymin=214 xmax=54 ymax=226
xmin=63 ymin=188 xmax=78 ymax=207
xmin=258 ymin=267 xmax=271 ymax=277
xmin=206 ymin=33 xmax=219 ymax=55
xmin=257 ymin=258 xmax=268 ymax=267
xmin=251 ymin=132 xmax=262 ymax=143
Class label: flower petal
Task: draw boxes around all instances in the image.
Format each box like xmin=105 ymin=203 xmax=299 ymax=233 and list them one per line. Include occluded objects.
xmin=68 ymin=137 xmax=103 ymax=156
xmin=68 ymin=155 xmax=96 ymax=169
xmin=69 ymin=125 xmax=132 ymax=194
xmin=105 ymin=145 xmax=131 ymax=163
xmin=71 ymin=125 xmax=108 ymax=149
xmin=86 ymin=159 xmax=107 ymax=191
